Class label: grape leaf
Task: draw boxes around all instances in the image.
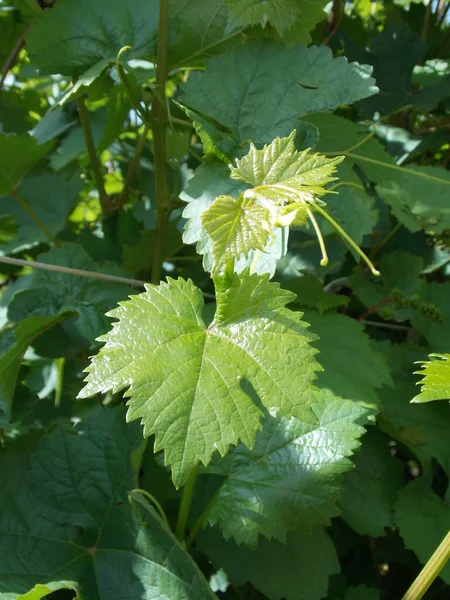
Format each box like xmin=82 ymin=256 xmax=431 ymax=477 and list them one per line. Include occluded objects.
xmin=376 ymin=342 xmax=450 ymax=474
xmin=284 ymin=275 xmax=349 ymax=314
xmin=395 ymin=474 xmax=450 ymax=584
xmin=180 ymin=41 xmax=377 ymax=145
xmin=7 ymin=244 xmax=134 ymax=344
xmin=0 ymin=407 xmax=217 ymax=599
xmin=413 ymin=353 xmax=450 ymax=403
xmin=202 ymin=195 xmax=271 ymax=274
xmin=198 ymin=526 xmax=339 ymax=600
xmin=304 ymin=312 xmax=393 ymax=408
xmin=26 ymin=0 xmax=158 ymax=77
xmin=302 ymin=112 xmax=450 ymax=233
xmin=344 ymin=587 xmax=380 ymax=600
xmin=225 ymin=0 xmax=307 ymax=35
xmin=201 ymin=391 xmax=371 ymax=547
xmin=0 ymin=134 xmax=53 ymax=196
xmin=78 ymin=274 xmax=321 ymax=487
xmin=230 ymin=130 xmax=344 ymax=197
xmin=411 ymin=282 xmax=450 ymax=352
xmin=339 ymin=429 xmax=405 ymax=537
xmin=168 ymin=0 xmax=241 ymax=68
xmin=0 ymin=312 xmax=74 ymax=425
xmin=0 ymin=170 xmax=83 ymax=254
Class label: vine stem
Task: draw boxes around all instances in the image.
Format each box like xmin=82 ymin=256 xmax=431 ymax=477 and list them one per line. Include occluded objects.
xmin=175 ymin=466 xmax=198 ymax=542
xmin=0 ymin=22 xmax=33 ymax=90
xmin=11 ymin=189 xmax=59 ymax=246
xmin=150 ymin=0 xmax=171 ymax=285
xmin=76 ymin=96 xmax=110 ymax=213
xmin=0 ymin=255 xmax=146 ymax=287
xmin=401 ymin=529 xmax=450 ymax=600
xmin=117 ymin=124 xmax=150 ymax=209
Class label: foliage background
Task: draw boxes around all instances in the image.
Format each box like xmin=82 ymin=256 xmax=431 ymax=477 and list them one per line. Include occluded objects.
xmin=0 ymin=0 xmax=450 ymax=599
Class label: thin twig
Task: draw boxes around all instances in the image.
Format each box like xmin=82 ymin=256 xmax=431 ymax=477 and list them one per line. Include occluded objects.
xmin=117 ymin=124 xmax=149 ymax=209
xmin=358 ymin=296 xmax=394 ymax=321
xmin=76 ymin=96 xmax=110 ymax=212
xmin=0 ymin=255 xmax=147 ymax=288
xmin=0 ymin=22 xmax=33 ymax=90
xmin=359 ymin=320 xmax=413 ymax=332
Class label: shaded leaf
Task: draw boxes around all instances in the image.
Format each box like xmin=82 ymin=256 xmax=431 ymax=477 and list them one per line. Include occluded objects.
xmin=395 ymin=474 xmax=450 ymax=584
xmin=7 ymin=244 xmax=134 ymax=344
xmin=198 ymin=526 xmax=339 ymax=600
xmin=180 ymin=41 xmax=377 ymax=145
xmin=0 ymin=312 xmax=75 ymax=426
xmin=0 ymin=134 xmax=53 ymax=197
xmin=339 ymin=429 xmax=405 ymax=537
xmin=284 ymin=274 xmax=349 ymax=314
xmin=0 ymin=407 xmax=217 ymax=599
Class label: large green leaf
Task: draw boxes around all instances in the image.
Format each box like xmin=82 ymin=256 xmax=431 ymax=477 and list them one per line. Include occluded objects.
xmin=180 ymin=41 xmax=377 ymax=145
xmin=201 ymin=391 xmax=371 ymax=546
xmin=0 ymin=407 xmax=217 ymax=599
xmin=339 ymin=429 xmax=405 ymax=537
xmin=7 ymin=244 xmax=134 ymax=344
xmin=302 ymin=112 xmax=450 ymax=233
xmin=395 ymin=474 xmax=450 ymax=584
xmin=0 ymin=312 xmax=74 ymax=425
xmin=26 ymin=0 xmax=158 ymax=77
xmin=79 ymin=274 xmax=321 ymax=487
xmin=198 ymin=526 xmax=339 ymax=600
xmin=304 ymin=311 xmax=392 ymax=408
xmin=0 ymin=170 xmax=83 ymax=254
xmin=413 ymin=353 xmax=450 ymax=403
xmin=0 ymin=134 xmax=53 ymax=197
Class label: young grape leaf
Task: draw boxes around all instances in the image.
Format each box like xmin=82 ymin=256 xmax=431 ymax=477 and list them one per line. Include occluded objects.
xmin=180 ymin=41 xmax=377 ymax=145
xmin=413 ymin=353 xmax=450 ymax=403
xmin=0 ymin=134 xmax=53 ymax=196
xmin=0 ymin=312 xmax=75 ymax=425
xmin=339 ymin=429 xmax=405 ymax=537
xmin=7 ymin=244 xmax=134 ymax=344
xmin=395 ymin=473 xmax=450 ymax=583
xmin=201 ymin=391 xmax=372 ymax=547
xmin=198 ymin=526 xmax=339 ymax=600
xmin=78 ymin=274 xmax=321 ymax=487
xmin=0 ymin=407 xmax=217 ymax=599
xmin=230 ymin=130 xmax=344 ymax=195
xmin=201 ymin=195 xmax=271 ymax=273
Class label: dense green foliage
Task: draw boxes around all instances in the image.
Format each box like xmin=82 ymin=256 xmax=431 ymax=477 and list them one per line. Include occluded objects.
xmin=1 ymin=1 xmax=450 ymax=599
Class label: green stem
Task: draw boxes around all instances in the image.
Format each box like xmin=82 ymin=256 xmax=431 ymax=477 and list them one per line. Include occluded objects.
xmin=117 ymin=124 xmax=149 ymax=209
xmin=313 ymin=203 xmax=380 ymax=276
xmin=224 ymin=258 xmax=235 ymax=281
xmin=326 ymin=131 xmax=375 ymax=157
xmin=76 ymin=96 xmax=109 ymax=212
xmin=54 ymin=357 xmax=65 ymax=408
xmin=175 ymin=466 xmax=198 ymax=542
xmin=11 ymin=189 xmax=59 ymax=246
xmin=129 ymin=488 xmax=170 ymax=528
xmin=401 ymin=529 xmax=450 ymax=600
xmin=150 ymin=0 xmax=171 ymax=285
xmin=371 ymin=222 xmax=402 ymax=258
xmin=116 ymin=46 xmax=149 ymax=124
xmin=306 ymin=207 xmax=329 ymax=266
xmin=186 ymin=486 xmax=222 ymax=550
